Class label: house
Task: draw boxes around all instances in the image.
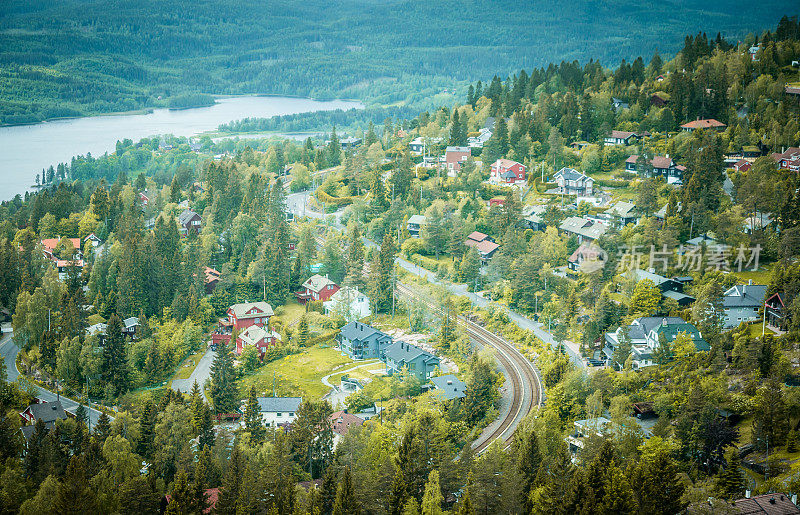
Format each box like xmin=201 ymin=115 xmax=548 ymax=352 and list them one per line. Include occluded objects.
xmin=626 ymin=268 xmax=695 ymax=307
xmin=430 ymin=374 xmax=466 ymax=400
xmin=177 ymin=209 xmax=202 ymax=237
xmin=521 ymin=205 xmax=547 ymax=231
xmin=732 ymin=493 xmax=800 ymax=514
xmin=487 ymin=197 xmax=506 ymax=208
xmin=339 ymin=137 xmax=362 ymax=150
xmin=748 ymin=45 xmax=761 ymax=61
xmin=122 ymin=317 xmax=140 ymax=339
xmin=685 ymin=235 xmax=716 ymax=247
xmin=55 ymin=258 xmax=85 ymax=280
xmin=407 ymin=214 xmax=426 ymax=238
xmin=605 ymin=201 xmax=638 ymax=227
xmin=464 ymin=232 xmax=500 ymax=262
xmin=553 ymin=168 xmax=594 ymax=196
xmin=444 ymin=146 xmax=471 ymax=173
xmin=297 ymin=274 xmax=340 ymax=303
xmin=612 ymin=97 xmax=629 ymax=111
xmin=84 ymin=233 xmax=102 ymax=248
xmin=680 ymin=119 xmax=726 ymax=132
xmin=490 ymin=159 xmax=526 ymax=184
xmin=40 ymin=238 xmax=82 ymax=260
xmin=86 ymin=322 xmax=108 ymax=343
xmin=329 ymin=410 xmax=365 ymax=438
xmin=766 ymin=292 xmax=789 ymax=330
xmin=325 ymin=287 xmax=372 ymax=323
xmin=603 ymin=317 xmax=708 ymax=369
xmin=626 ymin=154 xmax=686 ymax=183
xmin=604 ymin=130 xmax=638 ymax=146
xmin=771 ymin=147 xmax=800 ymax=171
xmin=733 ymin=159 xmax=752 ymax=172
xmin=468 ymin=128 xmax=492 ymax=149
xmin=20 ymin=401 xmax=68 ymax=441
xmin=409 ymin=137 xmax=425 ymax=154
xmin=567 ymin=243 xmax=606 ymax=273
xmin=246 ymin=397 xmax=302 ymax=428
xmin=744 ymin=212 xmax=773 ymax=233
xmin=212 ymin=301 xmax=274 ymax=350
xmin=383 ymin=341 xmax=440 ymax=382
xmin=722 ymin=283 xmax=767 ymax=329
xmin=337 ymin=319 xmax=394 ymax=360
xmin=650 ymin=92 xmax=669 ymax=106
xmin=162 ymin=488 xmax=220 ymax=514
xmin=566 ymin=417 xmax=652 ymax=457
xmin=570 ymin=141 xmax=591 ymax=151
xmin=558 ymin=216 xmax=608 ymax=244
xmin=235 ymin=324 xmax=281 ymax=355
xmin=204 ymin=266 xmax=221 ymax=294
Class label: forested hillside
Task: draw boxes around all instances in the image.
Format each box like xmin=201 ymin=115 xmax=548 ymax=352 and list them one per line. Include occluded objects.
xmin=0 ymin=0 xmax=793 ymax=124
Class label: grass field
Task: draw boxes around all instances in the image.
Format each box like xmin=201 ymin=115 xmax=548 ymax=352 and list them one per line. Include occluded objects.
xmin=732 ymin=263 xmax=773 ymax=286
xmin=238 ymin=344 xmax=357 ymax=400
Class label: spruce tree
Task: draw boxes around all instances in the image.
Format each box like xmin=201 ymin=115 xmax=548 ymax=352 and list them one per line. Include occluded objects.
xmin=216 ymin=445 xmax=246 ymax=514
xmin=320 ymin=466 xmax=338 ymax=515
xmin=55 ymin=456 xmax=98 ymax=515
xmin=75 ymin=403 xmax=88 ymax=428
xmin=94 ymin=411 xmax=112 ymax=444
xmin=192 ymin=446 xmax=212 ymax=514
xmin=332 ymin=466 xmax=359 ymax=515
xmin=420 ymin=470 xmax=443 ymax=515
xmin=166 ymin=469 xmax=193 ymax=515
xmin=210 ymin=342 xmax=238 ymax=414
xmin=516 ymin=428 xmax=542 ymax=513
xmin=346 ymin=224 xmax=365 ymax=287
xmin=244 ymin=386 xmax=264 ymax=441
xmin=717 ymin=449 xmax=745 ymax=499
xmin=101 ymin=314 xmax=130 ymax=396
xmin=297 ymin=315 xmax=309 ymax=347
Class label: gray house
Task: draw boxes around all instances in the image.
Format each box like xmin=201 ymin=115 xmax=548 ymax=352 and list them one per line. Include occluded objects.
xmin=722 ymin=283 xmax=767 ymax=329
xmin=337 ymin=321 xmax=393 ymax=360
xmin=383 ymin=341 xmax=440 ymax=382
xmin=430 ymin=374 xmax=466 ymax=400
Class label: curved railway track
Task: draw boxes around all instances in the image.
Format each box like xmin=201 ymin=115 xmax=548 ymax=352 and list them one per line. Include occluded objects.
xmin=396 ymin=283 xmax=543 ymax=453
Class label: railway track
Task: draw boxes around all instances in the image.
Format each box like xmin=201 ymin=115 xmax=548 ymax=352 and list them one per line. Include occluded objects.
xmin=395 ymin=283 xmax=543 ymax=453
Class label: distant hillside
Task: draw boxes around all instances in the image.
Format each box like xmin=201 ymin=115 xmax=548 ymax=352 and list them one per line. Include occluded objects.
xmin=0 ymin=0 xmax=793 ymax=124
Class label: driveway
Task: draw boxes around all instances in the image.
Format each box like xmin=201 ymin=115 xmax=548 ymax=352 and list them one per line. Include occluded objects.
xmin=171 ymin=347 xmax=216 ymax=402
xmin=0 ymin=326 xmax=110 ymax=428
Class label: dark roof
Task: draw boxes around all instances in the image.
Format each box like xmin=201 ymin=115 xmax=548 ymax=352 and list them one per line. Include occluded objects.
xmin=384 ymin=341 xmax=439 ymax=366
xmin=339 ymin=321 xmax=391 ymax=343
xmin=178 ymin=209 xmax=200 ymax=225
xmin=24 ymin=401 xmax=67 ymax=425
xmin=734 ymin=493 xmax=800 ymax=514
xmin=430 ymin=375 xmax=466 ymax=400
xmin=723 ymin=284 xmax=768 ymax=309
xmin=627 ymin=316 xmax=686 ymax=340
xmin=256 ymin=397 xmax=302 ymax=413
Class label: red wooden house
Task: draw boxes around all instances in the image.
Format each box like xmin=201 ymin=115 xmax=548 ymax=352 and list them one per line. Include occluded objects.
xmin=296 ymin=274 xmax=340 ymax=303
xmin=490 ymin=159 xmax=526 ymax=184
xmin=212 ymin=301 xmax=275 ymax=352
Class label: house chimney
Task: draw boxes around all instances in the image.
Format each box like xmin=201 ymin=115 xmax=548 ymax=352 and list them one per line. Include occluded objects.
xmin=792 ymin=494 xmax=797 ymax=505
xmin=748 ymin=279 xmax=753 ymax=286
xmin=662 ymin=318 xmax=668 ymax=326
xmin=746 ymin=490 xmax=751 ymax=498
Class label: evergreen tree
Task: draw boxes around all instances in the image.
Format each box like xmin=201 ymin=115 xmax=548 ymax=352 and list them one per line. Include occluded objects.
xmin=210 ymin=342 xmax=238 ymax=414
xmin=388 ymin=469 xmax=408 ymax=515
xmin=420 ymin=470 xmax=443 ymax=515
xmin=516 ymin=428 xmax=542 ymax=513
xmin=75 ymin=403 xmax=88 ymax=428
xmin=118 ymin=476 xmax=161 ymax=515
xmin=101 ymin=314 xmax=130 ymax=396
xmin=55 ymin=456 xmax=98 ymax=515
xmin=370 ymin=233 xmax=395 ymax=314
xmin=94 ymin=412 xmax=112 ymax=444
xmin=137 ymin=401 xmax=156 ymax=459
xmin=192 ymin=446 xmax=212 ymax=513
xmin=244 ymin=385 xmax=264 ymax=441
xmin=392 ymin=149 xmax=414 ymax=201
xmin=297 ymin=315 xmax=310 ymax=347
xmin=215 ymin=446 xmax=246 ymax=514
xmin=438 ymin=299 xmax=456 ymax=352
xmin=716 ymin=449 xmax=745 ymax=499
xmin=320 ymin=465 xmax=338 ymax=515
xmin=345 ymin=224 xmax=366 ymax=287
xmin=166 ymin=469 xmax=193 ymax=515
xmin=332 ymin=466 xmax=359 ymax=515
xmin=460 ymin=247 xmax=480 ymax=291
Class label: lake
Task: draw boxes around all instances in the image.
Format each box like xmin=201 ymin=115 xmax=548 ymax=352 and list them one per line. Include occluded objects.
xmin=0 ymin=96 xmax=363 ymax=201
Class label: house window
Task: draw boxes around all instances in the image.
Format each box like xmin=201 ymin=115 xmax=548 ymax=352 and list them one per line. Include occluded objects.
xmin=276 ymin=412 xmax=282 ymax=417
xmin=289 ymin=412 xmax=294 ymax=417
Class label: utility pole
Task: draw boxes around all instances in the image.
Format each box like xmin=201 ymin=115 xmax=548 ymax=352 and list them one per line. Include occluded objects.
xmin=391 ymin=267 xmax=396 ymax=317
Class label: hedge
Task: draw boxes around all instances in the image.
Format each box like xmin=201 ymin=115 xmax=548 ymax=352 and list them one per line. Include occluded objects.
xmin=316 ymin=189 xmax=356 ymax=206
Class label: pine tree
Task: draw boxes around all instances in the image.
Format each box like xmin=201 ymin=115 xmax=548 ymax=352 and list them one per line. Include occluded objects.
xmin=438 ymin=300 xmax=456 ymax=352
xmin=245 ymin=386 xmax=264 ymax=441
xmin=55 ymin=456 xmax=98 ymax=515
xmin=788 ymin=429 xmax=798 ymax=453
xmin=392 ymin=150 xmax=413 ymax=201
xmin=192 ymin=446 xmax=212 ymax=514
xmin=516 ymin=428 xmax=542 ymax=513
xmin=94 ymin=411 xmax=112 ymax=444
xmin=75 ymin=403 xmax=88 ymax=428
xmin=320 ymin=465 xmax=338 ymax=515
xmin=370 ymin=233 xmax=395 ymax=314
xmin=137 ymin=401 xmax=157 ymax=459
xmin=215 ymin=445 xmax=246 ymax=514
xmin=345 ymin=224 xmax=365 ymax=287
xmin=460 ymin=247 xmax=480 ymax=290
xmin=210 ymin=342 xmax=238 ymax=414
xmin=297 ymin=315 xmax=309 ymax=347
xmin=332 ymin=466 xmax=359 ymax=515
xmin=456 ymin=486 xmax=474 ymax=515
xmin=388 ymin=469 xmax=408 ymax=515
xmin=198 ymin=403 xmax=215 ymax=450
xmin=369 ymin=174 xmax=389 ymax=216
xmin=717 ymin=449 xmax=745 ymax=499
xmin=101 ymin=314 xmax=130 ymax=396
xmin=420 ymin=470 xmax=443 ymax=515
xmin=166 ymin=469 xmax=193 ymax=515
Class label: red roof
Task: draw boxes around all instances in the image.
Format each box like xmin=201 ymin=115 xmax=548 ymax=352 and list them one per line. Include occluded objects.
xmin=681 ymin=118 xmax=726 ymax=130
xmin=466 ymin=231 xmax=488 ymax=242
xmin=610 ymin=130 xmax=636 ymax=139
xmin=651 ymin=156 xmax=674 ymax=169
xmin=491 ymin=159 xmax=523 ymax=169
xmin=475 ymin=240 xmax=500 ymax=255
xmin=626 ymin=155 xmax=639 ymax=164
xmin=329 ymin=411 xmax=365 ymax=436
xmin=41 ymin=238 xmax=81 ymax=252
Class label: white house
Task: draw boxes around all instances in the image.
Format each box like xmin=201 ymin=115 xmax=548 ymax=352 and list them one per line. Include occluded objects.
xmin=244 ymin=397 xmax=303 ymax=428
xmin=324 ymin=286 xmax=372 ymax=323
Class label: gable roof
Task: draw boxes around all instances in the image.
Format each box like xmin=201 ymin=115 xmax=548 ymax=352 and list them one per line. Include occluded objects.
xmin=445 ymin=146 xmax=471 ymax=153
xmin=609 ymin=130 xmax=636 ymax=140
xmin=407 ymin=214 xmax=426 ymax=225
xmin=330 ymin=410 xmax=365 ymax=436
xmin=606 ymin=201 xmax=636 ymax=218
xmin=384 ymin=341 xmax=439 ymax=366
xmin=559 ymin=216 xmax=608 ymax=240
xmin=492 ymin=158 xmax=523 ymax=169
xmin=238 ymin=325 xmax=279 ymax=346
xmin=466 ymin=231 xmax=488 ymax=242
xmin=229 ymin=301 xmax=274 ymax=319
xmin=339 ymin=321 xmax=389 ymax=343
xmin=41 ymin=238 xmax=81 ymax=252
xmin=328 ymin=286 xmax=369 ymax=305
xmin=178 ymin=209 xmax=200 ymax=225
xmin=430 ymin=375 xmax=467 ymax=400
xmin=23 ymin=401 xmax=67 ymax=425
xmin=651 ymin=155 xmax=675 ymax=169
xmin=567 ymin=243 xmax=605 ymax=264
xmin=733 ymin=492 xmax=800 ymax=514
xmin=723 ymin=284 xmax=768 ymax=308
xmin=627 ymin=316 xmax=687 ymax=340
xmin=475 ymin=239 xmax=500 ymax=255
xmin=681 ymin=118 xmax=726 ymax=130
xmin=554 ymin=167 xmax=592 ymax=182
xmin=302 ymin=274 xmax=338 ymax=293
xmin=256 ymin=397 xmax=302 ymax=413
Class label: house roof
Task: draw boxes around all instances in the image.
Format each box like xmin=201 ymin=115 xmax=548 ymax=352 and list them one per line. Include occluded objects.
xmin=407 ymin=214 xmax=426 ymax=225
xmin=445 ymin=146 xmax=471 ymax=153
xmin=86 ymin=322 xmax=108 ymax=336
xmin=662 ymin=290 xmax=695 ymax=303
xmin=327 ymin=286 xmax=368 ymax=305
xmin=475 ymin=240 xmax=500 ymax=255
xmin=554 ymin=167 xmax=592 ymax=182
xmin=329 ymin=410 xmax=365 ymax=436
xmin=609 ymin=130 xmax=636 ymax=140
xmin=256 ymin=397 xmax=302 ymax=413
xmin=23 ymin=401 xmax=67 ymax=425
xmin=723 ymin=284 xmax=768 ymax=309
xmin=384 ymin=341 xmax=439 ymax=366
xmin=302 ymin=274 xmax=338 ymax=293
xmin=178 ymin=209 xmax=200 ymax=225
xmin=339 ymin=321 xmax=389 ymax=344
xmin=606 ymin=201 xmax=636 ymax=218
xmin=41 ymin=238 xmax=81 ymax=252
xmin=122 ymin=317 xmax=139 ymax=330
xmin=239 ymin=325 xmax=279 ymax=346
xmin=466 ymin=231 xmax=488 ymax=242
xmin=229 ymin=301 xmax=274 ymax=319
xmin=733 ymin=492 xmax=800 ymax=514
xmin=681 ymin=118 xmax=726 ymax=130
xmin=652 ymin=322 xmax=709 ymax=351
xmin=628 ymin=268 xmax=673 ymax=287
xmin=492 ymin=158 xmax=522 ymax=169
xmin=627 ymin=316 xmax=687 ymax=340
xmin=559 ymin=216 xmax=607 ymax=240
xmin=651 ymin=155 xmax=675 ymax=169
xmin=567 ymin=243 xmax=605 ymax=264
xmin=655 ymin=201 xmax=681 ymax=219
xmin=430 ymin=375 xmax=467 ymax=400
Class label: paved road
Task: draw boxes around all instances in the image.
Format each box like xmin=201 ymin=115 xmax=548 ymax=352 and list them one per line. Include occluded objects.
xmin=0 ymin=327 xmax=109 ymax=429
xmin=171 ymin=347 xmax=216 ymax=402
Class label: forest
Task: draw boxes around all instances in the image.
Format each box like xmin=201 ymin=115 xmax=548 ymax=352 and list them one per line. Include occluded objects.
xmin=0 ymin=0 xmax=794 ymax=124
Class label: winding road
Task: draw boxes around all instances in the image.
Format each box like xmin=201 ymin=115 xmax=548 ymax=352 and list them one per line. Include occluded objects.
xmin=0 ymin=327 xmax=109 ymax=428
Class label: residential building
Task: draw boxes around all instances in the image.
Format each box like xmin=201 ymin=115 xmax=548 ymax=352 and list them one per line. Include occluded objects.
xmin=680 ymin=119 xmax=726 ymax=132
xmin=246 ymin=397 xmax=303 ymax=428
xmin=235 ymin=325 xmax=281 ymax=355
xmin=340 ymin=137 xmax=362 ymax=150
xmin=122 ymin=317 xmax=140 ymax=338
xmin=732 ymin=159 xmax=752 ymax=172
xmin=521 ymin=205 xmax=547 ymax=231
xmin=612 ymin=97 xmax=630 ymax=111
xmin=177 ymin=209 xmax=202 ymax=237
xmin=407 ymin=214 xmax=426 ymax=238
xmin=567 ymin=417 xmax=652 ymax=458
xmin=444 ymin=146 xmax=471 ymax=173
xmin=204 ymin=266 xmax=221 ymax=294
xmin=40 ymin=238 xmax=81 ymax=261
xmin=212 ymin=301 xmax=274 ymax=349
xmin=490 ymin=159 xmax=526 ymax=184
xmin=650 ymin=92 xmax=669 ymax=106
xmin=603 ymin=317 xmax=708 ymax=369
xmin=383 ymin=341 xmax=440 ymax=381
xmin=558 ymin=216 xmax=608 ymax=244
xmin=570 ymin=141 xmax=591 ymax=151
xmin=468 ymin=128 xmax=492 ymax=149
xmin=55 ymin=258 xmax=85 ymax=280
xmin=625 ymin=154 xmax=686 ymax=183
xmin=297 ymin=274 xmax=340 ymax=303
xmin=766 ymin=292 xmax=789 ymax=330
xmin=772 ymin=147 xmax=800 ymax=171
xmin=605 ymin=201 xmax=638 ymax=227
xmin=553 ymin=168 xmax=594 ymax=196
xmin=337 ymin=321 xmax=393 ymax=359
xmin=84 ymin=233 xmax=102 ymax=248
xmin=464 ymin=231 xmax=500 ymax=262
xmin=626 ymin=268 xmax=695 ymax=307
xmin=604 ymin=130 xmax=638 ymax=146
xmin=330 ymin=410 xmax=365 ymax=439
xmin=409 ymin=137 xmax=425 ymax=153
xmin=20 ymin=401 xmax=68 ymax=442
xmin=325 ymin=287 xmax=372 ymax=323
xmin=430 ymin=374 xmax=466 ymax=400
xmin=732 ymin=493 xmax=800 ymax=514
xmin=722 ymin=283 xmax=767 ymax=329
xmin=567 ymin=243 xmax=606 ymax=273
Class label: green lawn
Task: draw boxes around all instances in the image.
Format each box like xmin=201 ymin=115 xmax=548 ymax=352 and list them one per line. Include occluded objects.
xmin=275 ymin=300 xmax=307 ymax=326
xmin=732 ymin=263 xmax=772 ymax=286
xmin=238 ymin=344 xmax=357 ymax=400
